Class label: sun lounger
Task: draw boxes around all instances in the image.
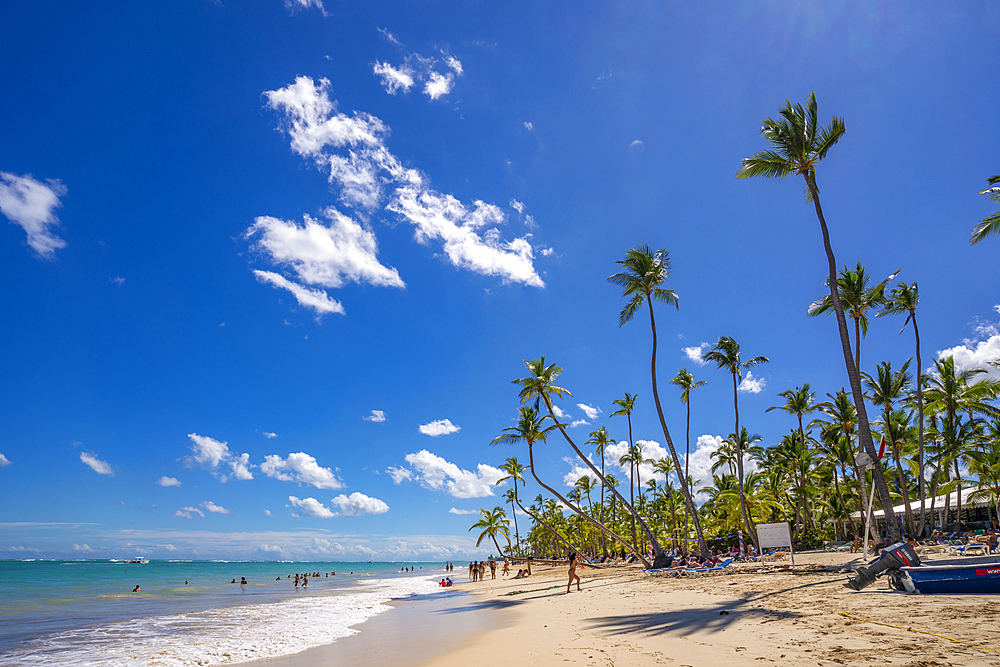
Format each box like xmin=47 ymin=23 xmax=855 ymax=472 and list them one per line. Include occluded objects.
xmin=824 ymin=541 xmax=849 ymax=552
xmin=681 ymin=558 xmax=735 ymax=577
xmin=762 ymin=551 xmax=788 ymax=562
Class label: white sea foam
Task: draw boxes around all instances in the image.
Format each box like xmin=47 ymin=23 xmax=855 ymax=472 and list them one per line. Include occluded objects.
xmin=3 ymin=576 xmax=442 ymax=666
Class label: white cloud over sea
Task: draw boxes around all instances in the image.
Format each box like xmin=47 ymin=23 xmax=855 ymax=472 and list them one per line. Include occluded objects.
xmin=185 ymin=434 xmax=254 ymax=482
xmin=261 ymin=452 xmax=344 ymax=490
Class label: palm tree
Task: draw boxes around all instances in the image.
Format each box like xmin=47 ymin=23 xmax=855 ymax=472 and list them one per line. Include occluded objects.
xmin=512 ymin=359 xmax=655 ymax=565
xmin=807 ymin=262 xmax=898 ymax=371
xmin=737 ymin=92 xmax=900 ymax=541
xmin=766 ymin=383 xmax=816 ymax=531
xmin=971 ymin=175 xmax=1000 ymax=245
xmin=704 ymin=336 xmax=768 ymax=552
xmin=670 ymin=368 xmax=707 ymax=549
xmin=610 ymin=392 xmax=639 ymax=548
xmin=496 ymin=456 xmax=527 ymax=552
xmin=492 ymin=403 xmax=642 ymax=563
xmin=879 ymin=281 xmax=927 ymax=534
xmin=618 ymin=441 xmax=646 ymax=549
xmin=586 ymin=426 xmax=613 ymax=556
xmin=608 ymin=245 xmax=709 ymax=559
xmin=863 ymin=360 xmax=916 ymax=532
xmin=469 ymin=507 xmax=511 ymax=558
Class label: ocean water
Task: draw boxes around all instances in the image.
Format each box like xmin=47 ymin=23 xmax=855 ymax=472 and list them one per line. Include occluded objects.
xmin=0 ymin=560 xmax=453 ymax=666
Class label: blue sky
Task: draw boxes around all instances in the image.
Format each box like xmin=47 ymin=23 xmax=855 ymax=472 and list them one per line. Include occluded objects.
xmin=1 ymin=1 xmax=998 ymax=561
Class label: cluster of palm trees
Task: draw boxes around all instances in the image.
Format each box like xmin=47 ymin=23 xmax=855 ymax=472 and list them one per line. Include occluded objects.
xmin=468 ymin=94 xmax=999 ymax=561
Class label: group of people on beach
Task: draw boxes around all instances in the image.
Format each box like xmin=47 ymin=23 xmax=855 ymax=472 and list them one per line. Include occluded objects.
xmin=467 ymin=559 xmax=497 ymax=581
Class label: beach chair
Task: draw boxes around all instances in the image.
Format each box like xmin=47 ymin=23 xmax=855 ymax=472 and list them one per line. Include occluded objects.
xmin=824 ymin=541 xmax=849 ymax=552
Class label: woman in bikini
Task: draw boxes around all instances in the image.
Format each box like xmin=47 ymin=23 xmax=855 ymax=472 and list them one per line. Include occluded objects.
xmin=566 ymin=552 xmax=581 ymax=593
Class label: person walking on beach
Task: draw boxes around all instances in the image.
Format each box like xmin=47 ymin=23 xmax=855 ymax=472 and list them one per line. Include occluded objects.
xmin=566 ymin=552 xmax=582 ymax=593
xmin=489 ymin=560 xmax=496 ymax=580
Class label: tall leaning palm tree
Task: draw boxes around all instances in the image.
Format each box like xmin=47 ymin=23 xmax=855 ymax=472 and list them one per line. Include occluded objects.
xmin=610 ymin=393 xmax=639 ymax=549
xmin=737 ymin=92 xmax=899 ymax=541
xmin=971 ymin=175 xmax=1000 ymax=245
xmin=469 ymin=507 xmax=511 ymax=558
xmin=608 ymin=245 xmax=709 ymax=560
xmin=879 ymin=281 xmax=927 ymax=534
xmin=497 ymin=398 xmax=644 ymax=564
xmin=704 ymin=336 xmax=768 ymax=552
xmin=670 ymin=368 xmax=707 ymax=548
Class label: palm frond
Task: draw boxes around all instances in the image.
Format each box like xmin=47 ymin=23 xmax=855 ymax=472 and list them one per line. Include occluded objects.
xmin=651 ymin=287 xmax=679 ymax=309
xmin=815 ymin=116 xmax=846 ymax=160
xmin=736 ymin=151 xmax=794 ymax=180
xmin=618 ymin=294 xmax=644 ymax=326
xmin=971 ymin=210 xmax=1000 ymax=245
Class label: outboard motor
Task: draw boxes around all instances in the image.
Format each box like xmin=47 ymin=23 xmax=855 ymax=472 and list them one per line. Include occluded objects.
xmin=844 ymin=542 xmax=920 ymax=591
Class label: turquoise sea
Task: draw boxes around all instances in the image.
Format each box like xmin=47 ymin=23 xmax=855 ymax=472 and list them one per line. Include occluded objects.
xmin=0 ymin=559 xmax=452 ymax=666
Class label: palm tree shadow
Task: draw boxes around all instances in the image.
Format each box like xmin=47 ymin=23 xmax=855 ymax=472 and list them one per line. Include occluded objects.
xmin=583 ymin=596 xmax=806 ymax=638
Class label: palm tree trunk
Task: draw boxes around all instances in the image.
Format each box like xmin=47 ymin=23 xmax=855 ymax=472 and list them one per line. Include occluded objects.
xmin=542 ymin=394 xmax=657 ymax=563
xmin=510 ymin=494 xmax=520 ymax=553
xmin=805 ymin=172 xmax=900 ymax=542
xmin=684 ymin=398 xmax=691 ymax=555
xmin=913 ymin=316 xmax=926 ymax=536
xmin=526 ymin=439 xmax=647 ymax=566
xmin=732 ymin=373 xmax=761 ymax=553
xmin=515 ymin=497 xmax=581 ymax=560
xmin=645 ymin=296 xmax=710 ymax=559
xmin=955 ymin=459 xmax=964 ymax=532
xmin=627 ymin=414 xmax=638 ymax=550
xmin=600 ymin=452 xmax=607 ymax=557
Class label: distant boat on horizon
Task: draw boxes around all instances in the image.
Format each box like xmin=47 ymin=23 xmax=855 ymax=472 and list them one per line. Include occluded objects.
xmin=127 ymin=556 xmax=149 ymax=564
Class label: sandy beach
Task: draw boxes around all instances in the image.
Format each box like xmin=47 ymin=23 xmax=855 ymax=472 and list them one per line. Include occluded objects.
xmin=236 ymin=551 xmax=1000 ymax=667
xmin=425 ymin=551 xmax=1000 ymax=667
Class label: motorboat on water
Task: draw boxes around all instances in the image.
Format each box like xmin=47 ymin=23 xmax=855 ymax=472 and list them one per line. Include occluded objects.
xmin=845 ymin=542 xmax=1000 ymax=594
xmin=127 ymin=556 xmax=149 ymax=564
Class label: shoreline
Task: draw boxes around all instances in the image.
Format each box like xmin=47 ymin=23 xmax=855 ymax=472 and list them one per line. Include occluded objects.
xmin=240 ymin=584 xmax=516 ymax=667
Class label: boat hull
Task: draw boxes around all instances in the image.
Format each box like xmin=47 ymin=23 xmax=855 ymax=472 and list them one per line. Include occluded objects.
xmin=902 ymin=555 xmax=1000 ymax=595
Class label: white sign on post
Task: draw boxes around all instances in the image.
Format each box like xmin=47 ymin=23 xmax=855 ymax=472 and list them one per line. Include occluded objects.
xmin=756 ymin=522 xmax=795 ymax=566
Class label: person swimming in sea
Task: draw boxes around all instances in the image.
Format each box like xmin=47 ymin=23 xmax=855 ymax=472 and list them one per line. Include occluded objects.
xmin=132 ymin=585 xmax=142 ymax=592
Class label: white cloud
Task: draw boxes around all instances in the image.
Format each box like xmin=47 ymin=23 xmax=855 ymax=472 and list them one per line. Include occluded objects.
xmin=570 ymin=419 xmax=590 ymax=428
xmin=110 ymin=277 xmax=125 ymax=285
xmin=264 ymin=510 xmax=272 ymax=516
xmin=738 ymin=371 xmax=766 ymax=394
xmin=283 ymin=0 xmax=326 ymax=16
xmin=373 ymin=61 xmax=415 ymax=95
xmin=185 ymin=433 xmax=254 ymax=482
xmin=423 ymin=71 xmax=454 ymax=99
xmin=247 ymin=210 xmax=403 ymax=302
xmin=229 ymin=453 xmax=254 ymax=481
xmin=261 ymin=452 xmax=345 ymax=489
xmin=937 ymin=335 xmax=1000 ymax=381
xmin=523 ymin=121 xmax=534 ymax=132
xmin=201 ymin=501 xmax=230 ymax=515
xmin=186 ymin=433 xmax=231 ymax=468
xmin=509 ymin=199 xmax=525 ymax=214
xmin=397 ymin=450 xmax=503 ymax=498
xmin=175 ymin=506 xmax=205 ymax=519
xmin=682 ymin=343 xmax=710 ymax=366
xmin=683 ymin=434 xmax=757 ymax=496
xmin=577 ymin=403 xmax=601 ymax=420
xmin=445 ymin=56 xmax=463 ymax=75
xmin=563 ymin=460 xmax=598 ymax=488
xmin=254 ymin=270 xmax=345 ymax=317
xmin=72 ymin=543 xmax=94 ymax=553
xmin=448 ymin=507 xmax=477 ymax=515
xmin=541 ymin=246 xmax=554 ymax=257
xmin=386 ymin=466 xmax=413 ymax=484
xmin=388 ymin=188 xmax=544 ymax=287
xmin=157 ymin=476 xmax=181 ymax=487
xmin=263 ymin=76 xmax=543 ymax=291
xmin=419 ymin=418 xmax=461 ymax=436
xmin=377 ymin=27 xmax=401 ymax=46
xmin=0 ymin=453 xmax=10 ymax=467
xmin=288 ymin=495 xmax=335 ymax=518
xmin=330 ymin=492 xmax=389 ymax=516
xmin=0 ymin=172 xmax=67 ymax=259
xmin=262 ymin=432 xmax=278 ymax=439
xmin=80 ymin=452 xmax=113 ymax=476
xmin=363 ymin=410 xmax=387 ymax=423
xmin=551 ymin=405 xmax=570 ymax=420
